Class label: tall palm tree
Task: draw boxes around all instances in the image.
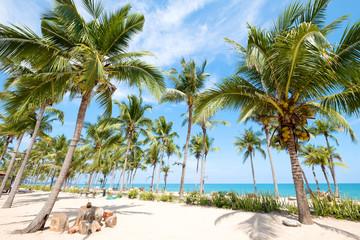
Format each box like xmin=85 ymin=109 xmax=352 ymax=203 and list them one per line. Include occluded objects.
xmin=234 ymin=128 xmax=265 ymax=195
xmin=196 ymin=0 xmax=360 ymax=224
xmin=114 ymin=95 xmax=153 ymax=194
xmin=0 ymin=0 xmax=164 ymax=232
xmin=161 ymin=58 xmax=210 ymax=196
xmin=310 ymin=119 xmax=356 ymax=197
xmin=153 ymin=116 xmax=178 ymax=192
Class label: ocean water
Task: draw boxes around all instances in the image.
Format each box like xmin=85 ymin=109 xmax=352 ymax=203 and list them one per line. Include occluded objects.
xmin=76 ymin=183 xmax=360 ymax=200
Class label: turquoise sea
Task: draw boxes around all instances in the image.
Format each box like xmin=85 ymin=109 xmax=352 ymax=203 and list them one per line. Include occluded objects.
xmin=76 ymin=183 xmax=360 ymax=200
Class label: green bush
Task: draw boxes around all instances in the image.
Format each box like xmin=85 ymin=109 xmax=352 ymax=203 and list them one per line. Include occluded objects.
xmin=160 ymin=193 xmax=175 ymax=202
xmin=186 ymin=191 xmax=200 ymax=205
xmin=127 ymin=189 xmax=139 ymax=199
xmin=117 ymin=192 xmax=123 ymax=198
xmin=310 ymin=196 xmax=360 ymax=221
xmin=140 ymin=191 xmax=156 ymax=201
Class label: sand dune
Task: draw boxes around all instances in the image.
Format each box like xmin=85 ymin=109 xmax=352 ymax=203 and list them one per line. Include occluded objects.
xmin=0 ymin=191 xmax=359 ymax=240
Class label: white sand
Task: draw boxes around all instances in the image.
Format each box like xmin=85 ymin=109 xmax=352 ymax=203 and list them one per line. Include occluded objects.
xmin=0 ymin=191 xmax=359 ymax=240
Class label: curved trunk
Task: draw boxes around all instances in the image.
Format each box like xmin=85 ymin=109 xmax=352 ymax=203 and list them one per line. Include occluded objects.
xmin=199 ymin=127 xmax=206 ymax=194
xmin=325 ymin=135 xmax=339 ymax=197
xmin=312 ymin=165 xmax=320 ymax=191
xmin=0 ymin=135 xmax=13 ymax=164
xmin=22 ymin=89 xmax=92 ymax=233
xmin=321 ymin=165 xmax=333 ymax=195
xmin=287 ymin=127 xmax=313 ymax=224
xmin=3 ymin=103 xmax=47 ymax=208
xmin=265 ymin=126 xmax=279 ymax=198
xmin=109 ymin=165 xmax=117 ymax=189
xmin=151 ymin=162 xmax=157 ymax=191
xmin=0 ymin=134 xmax=23 ymax=198
xmin=301 ymin=168 xmax=313 ymax=197
xmin=44 ymin=167 xmax=54 ymax=188
xmin=249 ymin=152 xmax=257 ymax=195
xmin=131 ymin=168 xmax=138 ymax=189
xmin=180 ymin=104 xmax=193 ymax=197
xmin=119 ymin=132 xmax=132 ymax=194
xmin=156 ymin=140 xmax=166 ymax=192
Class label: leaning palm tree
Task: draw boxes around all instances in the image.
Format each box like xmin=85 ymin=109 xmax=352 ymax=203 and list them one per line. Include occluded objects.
xmin=153 ymin=116 xmax=178 ymax=192
xmin=114 ymin=95 xmax=153 ymax=194
xmin=0 ymin=0 xmax=164 ymax=232
xmin=196 ymin=0 xmax=360 ymax=224
xmin=160 ymin=58 xmax=210 ymax=196
xmin=234 ymin=128 xmax=265 ymax=195
xmin=310 ymin=119 xmax=356 ymax=197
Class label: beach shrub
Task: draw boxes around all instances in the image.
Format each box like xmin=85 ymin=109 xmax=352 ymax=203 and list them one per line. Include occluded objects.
xmin=211 ymin=191 xmax=232 ymax=209
xmin=128 ymin=189 xmax=139 ymax=199
xmin=186 ymin=191 xmax=200 ymax=205
xmin=310 ymin=196 xmax=360 ymax=221
xmin=117 ymin=192 xmax=123 ymax=198
xmin=160 ymin=193 xmax=175 ymax=202
xmin=140 ymin=191 xmax=156 ymax=201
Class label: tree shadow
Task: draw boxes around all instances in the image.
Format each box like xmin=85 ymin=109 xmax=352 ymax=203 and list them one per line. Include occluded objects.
xmin=237 ymin=213 xmax=279 ymax=240
xmin=314 ymin=222 xmax=360 ymax=240
xmin=214 ymin=211 xmax=239 ymax=226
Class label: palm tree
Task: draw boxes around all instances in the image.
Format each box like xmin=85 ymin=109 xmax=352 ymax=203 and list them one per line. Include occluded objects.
xmin=196 ymin=0 xmax=360 ymax=224
xmin=234 ymin=128 xmax=265 ymax=195
xmin=153 ymin=116 xmax=178 ymax=192
xmin=189 ymin=134 xmax=203 ymax=192
xmin=164 ymin=139 xmax=180 ymax=191
xmin=194 ymin=109 xmax=230 ymax=194
xmin=202 ymin=135 xmax=219 ymax=190
xmin=0 ymin=0 xmax=164 ymax=232
xmin=310 ymin=119 xmax=356 ymax=197
xmin=114 ymin=95 xmax=153 ymax=194
xmin=145 ymin=141 xmax=161 ymax=191
xmin=160 ymin=58 xmax=210 ymax=196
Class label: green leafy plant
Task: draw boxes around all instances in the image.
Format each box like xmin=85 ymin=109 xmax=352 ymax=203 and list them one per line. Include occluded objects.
xmin=127 ymin=189 xmax=139 ymax=199
xmin=140 ymin=191 xmax=156 ymax=201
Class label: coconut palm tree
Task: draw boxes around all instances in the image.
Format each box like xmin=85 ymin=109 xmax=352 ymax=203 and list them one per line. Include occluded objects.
xmin=234 ymin=128 xmax=265 ymax=195
xmin=164 ymin=139 xmax=180 ymax=191
xmin=0 ymin=0 xmax=164 ymax=231
xmin=160 ymin=58 xmax=210 ymax=196
xmin=114 ymin=95 xmax=153 ymax=194
xmin=145 ymin=141 xmax=161 ymax=191
xmin=153 ymin=116 xmax=178 ymax=192
xmin=202 ymin=135 xmax=219 ymax=190
xmin=310 ymin=119 xmax=356 ymax=197
xmin=196 ymin=0 xmax=360 ymax=224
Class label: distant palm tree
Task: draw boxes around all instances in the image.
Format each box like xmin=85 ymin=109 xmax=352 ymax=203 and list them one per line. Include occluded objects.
xmin=202 ymin=135 xmax=219 ymax=190
xmin=114 ymin=95 xmax=153 ymax=194
xmin=189 ymin=134 xmax=203 ymax=192
xmin=145 ymin=141 xmax=161 ymax=191
xmin=153 ymin=116 xmax=178 ymax=192
xmin=310 ymin=120 xmax=356 ymax=197
xmin=161 ymin=58 xmax=210 ymax=196
xmin=164 ymin=139 xmax=181 ymax=191
xmin=234 ymin=128 xmax=265 ymax=195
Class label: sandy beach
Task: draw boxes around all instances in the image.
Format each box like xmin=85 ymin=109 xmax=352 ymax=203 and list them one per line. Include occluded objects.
xmin=0 ymin=191 xmax=359 ymax=240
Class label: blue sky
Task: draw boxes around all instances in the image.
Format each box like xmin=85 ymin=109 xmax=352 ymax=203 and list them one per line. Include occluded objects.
xmin=0 ymin=0 xmax=360 ymax=185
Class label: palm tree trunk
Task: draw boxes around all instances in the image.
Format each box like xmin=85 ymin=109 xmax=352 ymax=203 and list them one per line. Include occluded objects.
xmin=249 ymin=153 xmax=257 ymax=195
xmin=199 ymin=127 xmax=206 ymax=194
xmin=3 ymin=103 xmax=47 ymax=208
xmin=87 ymin=172 xmax=93 ymax=190
xmin=0 ymin=134 xmax=23 ymax=198
xmin=164 ymin=172 xmax=168 ymax=191
xmin=287 ymin=127 xmax=313 ymax=224
xmin=125 ymin=169 xmax=131 ymax=190
xmin=119 ymin=132 xmax=132 ymax=194
xmin=151 ymin=163 xmax=157 ymax=191
xmin=156 ymin=141 xmax=166 ymax=192
xmin=324 ymin=135 xmax=339 ymax=197
xmin=203 ymin=154 xmax=208 ymax=192
xmin=22 ymin=89 xmax=92 ymax=233
xmin=0 ymin=135 xmax=13 ymax=164
xmin=301 ymin=167 xmax=313 ymax=197
xmin=116 ymin=170 xmax=123 ymax=190
xmin=74 ymin=173 xmax=81 ymax=187
xmin=180 ymin=104 xmax=193 ymax=197
xmin=50 ymin=169 xmax=56 ymax=188
xmin=108 ymin=167 xmax=116 ymax=189
xmin=312 ymin=165 xmax=320 ymax=191
xmin=321 ymin=165 xmax=333 ymax=195
xmin=195 ymin=157 xmax=199 ymax=192
xmin=131 ymin=168 xmax=138 ymax=189
xmin=265 ymin=126 xmax=279 ymax=198
xmin=44 ymin=167 xmax=54 ymax=188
